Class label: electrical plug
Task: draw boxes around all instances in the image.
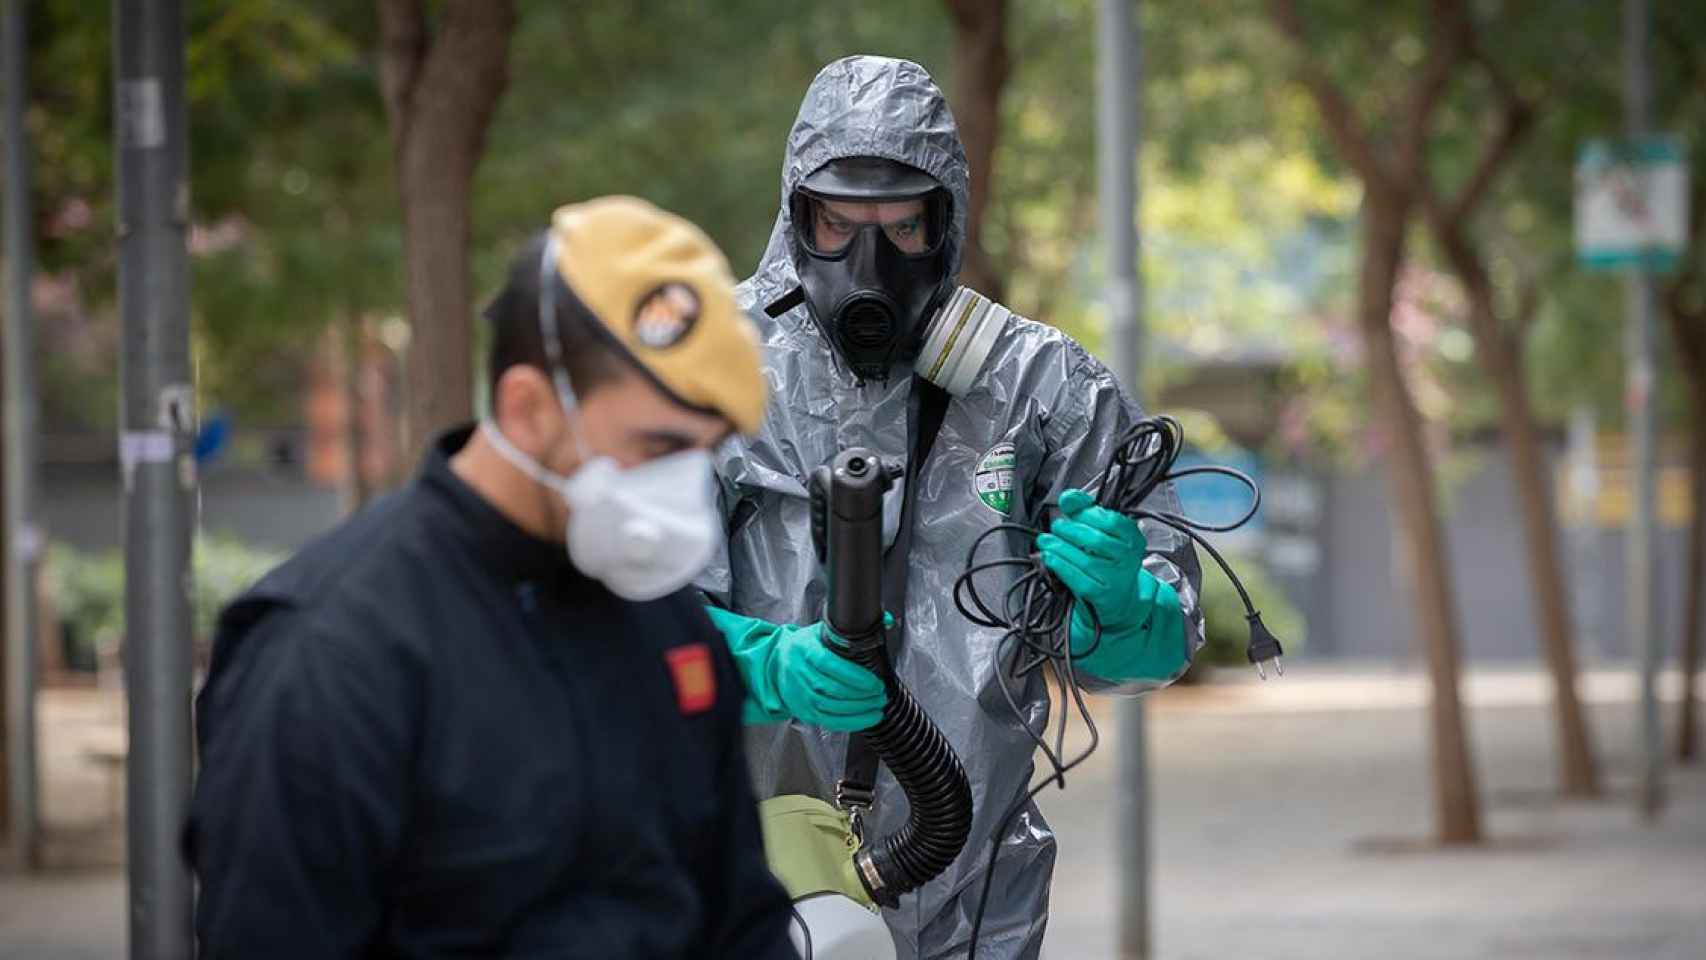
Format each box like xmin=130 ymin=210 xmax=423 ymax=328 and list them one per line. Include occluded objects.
xmin=1244 ymin=610 xmax=1285 ymax=680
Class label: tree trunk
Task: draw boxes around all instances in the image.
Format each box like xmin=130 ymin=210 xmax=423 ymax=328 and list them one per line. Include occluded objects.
xmin=396 ymin=144 xmax=477 ymax=459
xmin=1361 ymin=198 xmax=1482 ymax=844
xmin=1679 ymin=385 xmax=1706 ymax=762
xmin=379 ymin=0 xmax=516 ymax=463
xmin=1485 ymin=327 xmax=1599 ymax=794
xmin=1433 ymin=227 xmax=1600 ymax=796
xmin=0 ymin=334 xmax=8 ymax=839
xmin=1267 ymin=0 xmax=1479 ymax=845
xmin=944 ymin=0 xmax=1009 ymax=301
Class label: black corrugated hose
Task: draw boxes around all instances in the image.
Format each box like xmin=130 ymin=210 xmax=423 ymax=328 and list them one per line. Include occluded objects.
xmin=824 ymin=624 xmax=974 ymax=906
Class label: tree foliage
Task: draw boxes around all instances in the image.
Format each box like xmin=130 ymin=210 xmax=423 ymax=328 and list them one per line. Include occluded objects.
xmin=27 ymin=0 xmax=392 ymax=430
xmin=23 ymin=1 xmax=1704 ymax=454
xmin=471 ymin=0 xmax=950 ymax=290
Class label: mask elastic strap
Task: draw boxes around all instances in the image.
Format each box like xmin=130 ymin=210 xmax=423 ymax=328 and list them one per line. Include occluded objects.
xmin=537 ymin=231 xmax=596 ymax=465
xmin=479 ymin=419 xmax=573 ymax=493
xmin=538 ymin=233 xmax=581 ymax=413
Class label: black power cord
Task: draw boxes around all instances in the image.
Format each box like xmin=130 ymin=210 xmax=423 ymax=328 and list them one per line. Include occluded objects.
xmin=954 ymin=415 xmax=1281 ymax=958
xmin=790 ymin=902 xmax=813 ymax=959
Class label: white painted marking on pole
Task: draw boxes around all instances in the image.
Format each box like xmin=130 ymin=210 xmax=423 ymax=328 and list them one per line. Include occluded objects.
xmin=119 ymin=78 xmax=166 ymax=149
xmin=120 ymin=429 xmax=174 ymax=489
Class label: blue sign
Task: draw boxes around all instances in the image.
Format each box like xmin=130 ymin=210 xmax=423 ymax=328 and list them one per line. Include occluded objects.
xmin=1171 ymin=449 xmax=1264 ymax=534
xmin=194 ymin=411 xmax=231 ymax=465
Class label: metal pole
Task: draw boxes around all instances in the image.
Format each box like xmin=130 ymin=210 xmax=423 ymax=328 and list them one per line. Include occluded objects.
xmin=1566 ymin=408 xmax=1605 ymax=660
xmin=1100 ymin=0 xmax=1150 ymax=956
xmin=3 ymin=0 xmax=41 ymax=871
xmin=1101 ymin=0 xmax=1143 ymax=388
xmin=1622 ymin=0 xmax=1664 ymax=823
xmin=116 ymin=0 xmax=195 ymax=954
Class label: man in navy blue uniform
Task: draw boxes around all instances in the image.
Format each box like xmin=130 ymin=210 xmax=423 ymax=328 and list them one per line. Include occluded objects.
xmin=185 ymin=197 xmax=799 ymax=959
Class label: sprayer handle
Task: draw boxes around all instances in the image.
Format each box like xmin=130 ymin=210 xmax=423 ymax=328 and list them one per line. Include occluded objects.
xmin=821 ymin=449 xmax=891 ymax=642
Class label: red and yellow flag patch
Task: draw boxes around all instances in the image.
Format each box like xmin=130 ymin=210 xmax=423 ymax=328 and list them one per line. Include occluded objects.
xmin=664 ymin=643 xmax=717 ymax=715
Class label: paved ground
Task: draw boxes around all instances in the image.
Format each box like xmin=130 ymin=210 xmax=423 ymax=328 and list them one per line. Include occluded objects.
xmin=3 ymin=665 xmax=1702 ymax=959
xmin=1039 ymin=666 xmax=1706 ymax=959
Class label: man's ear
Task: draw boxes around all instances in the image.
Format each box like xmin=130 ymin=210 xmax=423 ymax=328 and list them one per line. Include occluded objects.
xmin=492 ymin=366 xmax=566 ymax=458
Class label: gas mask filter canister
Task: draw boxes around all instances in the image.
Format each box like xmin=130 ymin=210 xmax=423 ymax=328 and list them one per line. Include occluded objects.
xmin=911 ymin=285 xmax=1008 ymax=396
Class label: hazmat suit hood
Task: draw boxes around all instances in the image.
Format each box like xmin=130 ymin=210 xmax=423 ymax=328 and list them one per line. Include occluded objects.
xmin=750 ymin=56 xmax=970 ymax=351
xmin=704 ymin=55 xmax=1205 ymax=960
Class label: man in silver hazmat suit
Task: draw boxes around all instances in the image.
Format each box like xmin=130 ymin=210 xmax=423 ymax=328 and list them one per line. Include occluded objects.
xmin=698 ymin=55 xmax=1205 ymax=959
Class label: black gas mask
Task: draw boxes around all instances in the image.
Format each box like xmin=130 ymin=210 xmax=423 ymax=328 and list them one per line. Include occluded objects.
xmin=779 ymin=158 xmax=954 ymax=382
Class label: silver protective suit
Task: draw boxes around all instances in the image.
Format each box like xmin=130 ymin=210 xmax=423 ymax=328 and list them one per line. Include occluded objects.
xmin=698 ymin=55 xmax=1205 ymax=960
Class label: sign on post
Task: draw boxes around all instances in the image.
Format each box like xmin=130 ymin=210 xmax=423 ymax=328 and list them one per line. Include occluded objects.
xmin=1576 ymin=136 xmax=1690 ymax=272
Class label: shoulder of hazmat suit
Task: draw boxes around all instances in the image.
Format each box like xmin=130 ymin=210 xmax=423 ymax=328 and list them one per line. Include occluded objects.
xmin=697 ymin=55 xmax=1204 ymax=960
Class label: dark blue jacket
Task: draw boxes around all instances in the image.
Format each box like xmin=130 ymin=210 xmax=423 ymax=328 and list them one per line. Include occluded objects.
xmin=185 ymin=428 xmax=797 ymax=959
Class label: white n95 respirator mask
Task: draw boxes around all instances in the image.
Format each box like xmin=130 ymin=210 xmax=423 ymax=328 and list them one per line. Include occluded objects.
xmin=480 ymin=420 xmax=719 ymax=602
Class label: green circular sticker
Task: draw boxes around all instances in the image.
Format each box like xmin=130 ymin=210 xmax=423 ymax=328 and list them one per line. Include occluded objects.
xmin=974 ymin=442 xmax=1017 ymax=515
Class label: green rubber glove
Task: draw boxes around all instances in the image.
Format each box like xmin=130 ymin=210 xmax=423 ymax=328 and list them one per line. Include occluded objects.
xmin=704 ymin=606 xmax=888 ymax=731
xmin=1036 ymin=488 xmax=1190 ymax=683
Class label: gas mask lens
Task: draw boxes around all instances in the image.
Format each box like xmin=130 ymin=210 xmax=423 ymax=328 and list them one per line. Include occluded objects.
xmin=794 ymin=193 xmax=947 ymax=258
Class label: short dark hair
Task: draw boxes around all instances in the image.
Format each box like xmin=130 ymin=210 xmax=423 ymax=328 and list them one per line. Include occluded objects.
xmin=483 ymin=231 xmax=627 ymax=410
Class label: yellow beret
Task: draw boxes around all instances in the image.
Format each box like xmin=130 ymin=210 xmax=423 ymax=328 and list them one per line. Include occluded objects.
xmin=548 ymin=196 xmax=767 ymax=435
